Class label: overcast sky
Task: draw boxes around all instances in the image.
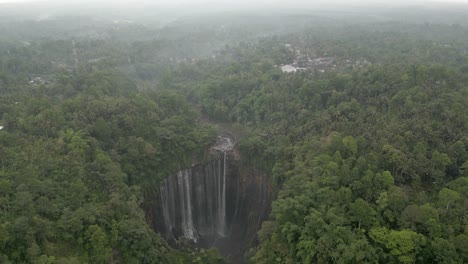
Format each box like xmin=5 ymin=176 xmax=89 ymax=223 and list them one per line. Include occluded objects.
xmin=1 ymin=0 xmax=468 ymax=18
xmin=0 ymin=0 xmax=467 ymax=5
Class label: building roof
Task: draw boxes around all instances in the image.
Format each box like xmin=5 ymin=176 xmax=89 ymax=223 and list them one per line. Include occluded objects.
xmin=281 ymin=65 xmax=297 ymax=73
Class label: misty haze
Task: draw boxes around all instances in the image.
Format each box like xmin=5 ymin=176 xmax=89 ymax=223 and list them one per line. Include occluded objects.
xmin=0 ymin=0 xmax=467 ymax=263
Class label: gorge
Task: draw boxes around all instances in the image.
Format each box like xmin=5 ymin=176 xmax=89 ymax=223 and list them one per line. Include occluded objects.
xmin=149 ymin=136 xmax=273 ymax=263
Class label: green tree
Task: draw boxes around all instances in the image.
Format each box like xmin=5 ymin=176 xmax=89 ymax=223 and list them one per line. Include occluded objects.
xmin=84 ymin=225 xmax=111 ymax=264
xmin=431 ymin=238 xmax=461 ymax=264
xmin=385 ymin=230 xmax=426 ymax=264
xmin=350 ymin=198 xmax=376 ymax=230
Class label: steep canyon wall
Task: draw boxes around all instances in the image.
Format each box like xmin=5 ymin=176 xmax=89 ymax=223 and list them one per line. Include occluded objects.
xmin=149 ymin=151 xmax=272 ymax=262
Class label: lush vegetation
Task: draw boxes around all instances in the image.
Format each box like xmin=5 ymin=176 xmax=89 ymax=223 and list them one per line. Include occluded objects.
xmin=0 ymin=4 xmax=467 ymax=264
xmin=160 ymin=21 xmax=468 ymax=263
xmin=0 ymin=66 xmax=220 ymax=262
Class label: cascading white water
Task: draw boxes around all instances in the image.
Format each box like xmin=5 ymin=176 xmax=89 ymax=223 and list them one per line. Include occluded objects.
xmin=176 ymin=172 xmax=187 ymax=237
xmin=153 ymin=135 xmax=274 ymax=264
xmin=159 ymin=157 xmax=227 ymax=242
xmin=219 ymin=151 xmax=226 ymax=236
xmin=182 ymin=170 xmax=196 ymax=241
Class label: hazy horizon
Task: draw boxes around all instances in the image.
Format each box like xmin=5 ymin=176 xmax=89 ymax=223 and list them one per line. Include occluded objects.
xmin=1 ymin=0 xmax=468 ymax=7
xmin=2 ymin=0 xmax=468 ymax=19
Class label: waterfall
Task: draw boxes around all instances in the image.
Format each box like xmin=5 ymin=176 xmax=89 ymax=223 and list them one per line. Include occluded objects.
xmin=181 ymin=170 xmax=196 ymax=241
xmin=159 ymin=182 xmax=173 ymax=239
xmin=219 ymin=151 xmax=226 ymax=236
xmin=153 ymin=148 xmax=274 ymax=263
xmin=158 ymin=157 xmax=227 ymax=242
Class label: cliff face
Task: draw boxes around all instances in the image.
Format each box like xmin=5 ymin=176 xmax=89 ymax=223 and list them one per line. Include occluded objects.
xmin=148 ymin=150 xmax=273 ymax=263
xmin=221 ymin=158 xmax=273 ymax=262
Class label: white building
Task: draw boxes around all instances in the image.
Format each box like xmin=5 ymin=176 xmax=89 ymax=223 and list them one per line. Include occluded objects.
xmin=281 ymin=65 xmax=297 ymax=73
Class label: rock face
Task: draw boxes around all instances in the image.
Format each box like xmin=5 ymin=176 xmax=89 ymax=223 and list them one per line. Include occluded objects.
xmin=149 ymin=143 xmax=273 ymax=263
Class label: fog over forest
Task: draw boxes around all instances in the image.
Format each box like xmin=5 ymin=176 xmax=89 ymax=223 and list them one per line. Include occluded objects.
xmin=0 ymin=0 xmax=467 ymax=264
